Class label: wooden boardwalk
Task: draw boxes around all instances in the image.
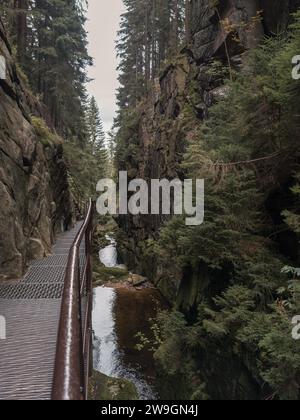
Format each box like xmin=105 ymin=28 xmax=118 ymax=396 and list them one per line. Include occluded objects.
xmin=0 ymin=223 xmax=84 ymax=400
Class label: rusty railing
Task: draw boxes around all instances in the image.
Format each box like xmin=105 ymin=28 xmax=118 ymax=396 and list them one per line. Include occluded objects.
xmin=52 ymin=198 xmax=94 ymax=400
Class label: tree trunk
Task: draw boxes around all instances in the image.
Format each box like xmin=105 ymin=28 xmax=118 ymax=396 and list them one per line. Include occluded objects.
xmin=145 ymin=5 xmax=151 ymax=82
xmin=169 ymin=0 xmax=179 ymax=53
xmin=16 ymin=0 xmax=27 ymax=64
xmin=185 ymin=0 xmax=192 ymax=43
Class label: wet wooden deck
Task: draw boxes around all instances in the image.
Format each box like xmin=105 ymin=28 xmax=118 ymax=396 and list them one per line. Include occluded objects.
xmin=0 ymin=223 xmax=84 ymax=400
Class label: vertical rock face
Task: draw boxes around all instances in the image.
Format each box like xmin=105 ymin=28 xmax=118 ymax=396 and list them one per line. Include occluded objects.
xmin=190 ymin=0 xmax=260 ymax=61
xmin=0 ymin=20 xmax=73 ymax=280
xmin=190 ymin=0 xmax=300 ymax=62
xmin=117 ymin=0 xmax=300 ymax=299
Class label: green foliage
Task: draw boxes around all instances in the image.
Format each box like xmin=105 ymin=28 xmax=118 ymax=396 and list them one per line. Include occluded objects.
xmin=135 ymin=309 xmax=210 ymax=400
xmin=1 ymin=0 xmax=92 ymax=145
xmin=64 ymin=141 xmax=106 ymax=200
xmin=31 ymin=116 xmax=62 ymax=147
xmin=89 ymin=371 xmax=138 ymax=401
xmin=114 ymin=108 xmax=140 ymax=170
xmin=283 ymin=171 xmax=300 ymax=236
xmin=200 ymin=283 xmax=300 ymax=400
xmin=62 ymin=96 xmax=109 ymax=201
xmin=202 ymin=25 xmax=300 ymax=164
xmin=146 ymin=14 xmax=300 ymax=400
xmin=116 ymin=0 xmax=186 ymax=110
xmin=86 ymin=96 xmax=109 ymax=175
xmin=92 ymin=264 xmax=128 ymax=285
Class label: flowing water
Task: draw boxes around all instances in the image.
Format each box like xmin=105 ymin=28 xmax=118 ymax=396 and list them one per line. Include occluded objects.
xmin=93 ymin=234 xmax=163 ymax=400
xmin=98 ymin=235 xmax=118 ymax=268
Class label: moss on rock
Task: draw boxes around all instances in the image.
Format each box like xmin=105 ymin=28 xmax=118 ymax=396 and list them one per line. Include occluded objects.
xmin=89 ymin=371 xmax=139 ymax=401
xmin=92 ymin=255 xmax=128 ymax=286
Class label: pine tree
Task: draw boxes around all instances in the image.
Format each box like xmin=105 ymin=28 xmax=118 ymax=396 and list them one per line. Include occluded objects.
xmin=185 ymin=0 xmax=191 ymax=43
xmin=16 ymin=0 xmax=28 ymax=65
xmin=143 ymin=13 xmax=300 ymax=400
xmin=0 ymin=0 xmax=92 ymax=145
xmin=86 ymin=96 xmax=108 ymax=175
xmin=116 ymin=0 xmax=186 ymax=113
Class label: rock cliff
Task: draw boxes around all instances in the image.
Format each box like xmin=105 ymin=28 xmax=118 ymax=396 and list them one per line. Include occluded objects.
xmin=0 ymin=19 xmax=73 ymax=280
xmin=190 ymin=0 xmax=300 ymax=61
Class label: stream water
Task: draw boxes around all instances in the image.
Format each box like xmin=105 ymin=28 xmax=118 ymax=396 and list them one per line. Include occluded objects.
xmin=92 ymin=234 xmax=163 ymax=400
xmin=98 ymin=235 xmax=118 ymax=268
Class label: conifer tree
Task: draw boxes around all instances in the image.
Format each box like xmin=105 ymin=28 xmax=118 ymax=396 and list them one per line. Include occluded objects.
xmin=116 ymin=0 xmax=186 ymax=112
xmin=0 ymin=0 xmax=92 ymax=145
xmin=86 ymin=96 xmax=108 ymax=175
xmin=141 ymin=12 xmax=300 ymax=400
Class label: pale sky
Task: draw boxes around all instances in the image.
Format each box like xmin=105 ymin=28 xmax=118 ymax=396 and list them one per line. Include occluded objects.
xmin=86 ymin=0 xmax=125 ymax=135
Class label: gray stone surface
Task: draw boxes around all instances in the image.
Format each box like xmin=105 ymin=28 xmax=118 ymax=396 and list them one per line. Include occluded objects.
xmin=0 ymin=20 xmax=73 ymax=280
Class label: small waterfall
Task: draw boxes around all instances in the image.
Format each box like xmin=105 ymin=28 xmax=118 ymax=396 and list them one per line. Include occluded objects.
xmin=99 ymin=235 xmax=118 ymax=267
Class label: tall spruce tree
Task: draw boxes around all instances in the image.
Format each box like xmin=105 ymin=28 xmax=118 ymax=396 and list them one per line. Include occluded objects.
xmin=86 ymin=96 xmax=108 ymax=175
xmin=0 ymin=0 xmax=92 ymax=145
xmin=116 ymin=0 xmax=186 ymax=113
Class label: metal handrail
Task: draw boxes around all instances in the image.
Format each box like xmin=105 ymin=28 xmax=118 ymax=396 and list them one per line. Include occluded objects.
xmin=52 ymin=198 xmax=94 ymax=400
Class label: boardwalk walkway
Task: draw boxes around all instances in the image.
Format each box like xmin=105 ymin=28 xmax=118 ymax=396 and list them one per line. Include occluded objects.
xmin=0 ymin=222 xmax=85 ymax=400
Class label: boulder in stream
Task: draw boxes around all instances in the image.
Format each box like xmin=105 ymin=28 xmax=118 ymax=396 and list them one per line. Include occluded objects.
xmin=89 ymin=371 xmax=139 ymax=401
xmin=129 ymin=274 xmax=148 ymax=287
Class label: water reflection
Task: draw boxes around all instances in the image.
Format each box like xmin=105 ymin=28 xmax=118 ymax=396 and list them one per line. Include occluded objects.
xmin=93 ymin=233 xmax=164 ymax=400
xmin=93 ymin=287 xmax=118 ymax=375
xmin=92 ymin=286 xmax=160 ymax=400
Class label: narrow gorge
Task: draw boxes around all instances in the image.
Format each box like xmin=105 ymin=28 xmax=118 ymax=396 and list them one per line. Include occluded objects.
xmin=1 ymin=0 xmax=300 ymax=402
xmin=114 ymin=0 xmax=300 ymax=400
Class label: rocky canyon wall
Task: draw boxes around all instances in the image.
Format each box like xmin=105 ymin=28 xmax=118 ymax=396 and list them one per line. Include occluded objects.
xmin=190 ymin=0 xmax=300 ymax=62
xmin=0 ymin=19 xmax=73 ymax=280
xmin=117 ymin=0 xmax=300 ymax=304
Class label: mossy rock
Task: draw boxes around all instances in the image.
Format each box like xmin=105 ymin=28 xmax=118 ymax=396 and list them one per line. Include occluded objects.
xmin=92 ymin=256 xmax=128 ymax=286
xmin=95 ymin=235 xmax=111 ymax=250
xmin=93 ymin=219 xmax=119 ymax=251
xmin=89 ymin=371 xmax=139 ymax=401
xmin=96 ymin=266 xmax=128 ymax=278
xmin=129 ymin=274 xmax=148 ymax=287
xmin=31 ymin=116 xmax=62 ymax=147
